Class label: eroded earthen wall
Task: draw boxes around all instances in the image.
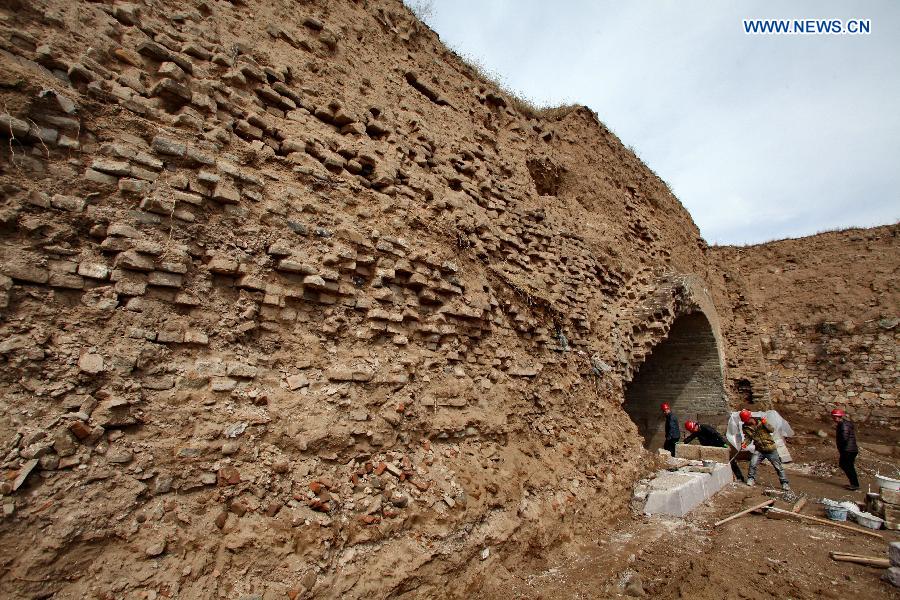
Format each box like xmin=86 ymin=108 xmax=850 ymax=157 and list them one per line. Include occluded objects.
xmin=0 ymin=1 xmax=732 ymax=598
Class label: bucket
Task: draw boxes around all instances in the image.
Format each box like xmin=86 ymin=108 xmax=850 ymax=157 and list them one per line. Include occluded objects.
xmin=825 ymin=505 xmax=848 ymax=521
xmin=852 ymin=512 xmax=884 ymax=530
xmin=875 ymin=473 xmax=900 ymax=492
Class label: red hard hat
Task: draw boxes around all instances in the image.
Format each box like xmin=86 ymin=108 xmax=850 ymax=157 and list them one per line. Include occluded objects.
xmin=661 ymin=403 xmax=670 ymax=411
xmin=831 ymin=408 xmax=845 ymax=418
xmin=739 ymin=409 xmax=752 ymax=423
xmin=685 ymin=420 xmax=699 ymax=433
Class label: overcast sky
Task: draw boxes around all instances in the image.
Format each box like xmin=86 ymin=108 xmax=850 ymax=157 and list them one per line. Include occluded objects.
xmin=416 ymin=1 xmax=900 ymax=245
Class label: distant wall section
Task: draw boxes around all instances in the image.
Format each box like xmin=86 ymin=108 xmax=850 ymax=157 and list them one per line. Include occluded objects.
xmin=762 ymin=318 xmax=899 ymax=426
xmin=714 ymin=224 xmax=899 ymax=428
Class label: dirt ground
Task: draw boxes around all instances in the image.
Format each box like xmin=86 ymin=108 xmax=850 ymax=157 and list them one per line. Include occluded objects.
xmin=497 ymin=434 xmax=900 ymax=599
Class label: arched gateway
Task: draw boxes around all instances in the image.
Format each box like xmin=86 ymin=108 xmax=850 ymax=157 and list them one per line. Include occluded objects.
xmin=623 ymin=276 xmax=730 ymax=450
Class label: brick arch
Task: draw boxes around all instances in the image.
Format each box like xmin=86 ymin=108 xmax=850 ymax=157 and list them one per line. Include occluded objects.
xmin=622 ymin=275 xmax=729 ymax=450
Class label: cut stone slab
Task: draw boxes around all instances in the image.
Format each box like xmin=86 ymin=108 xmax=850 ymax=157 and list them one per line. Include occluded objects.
xmin=643 ymin=463 xmax=732 ymax=517
xmin=699 ymin=446 xmax=730 ymax=463
xmin=886 ymin=566 xmax=900 ymax=588
xmin=675 ymin=444 xmax=700 ymax=460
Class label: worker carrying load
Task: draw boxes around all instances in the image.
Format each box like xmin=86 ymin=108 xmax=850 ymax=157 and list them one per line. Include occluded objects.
xmin=683 ymin=420 xmax=746 ymax=483
xmin=739 ymin=409 xmax=791 ymax=492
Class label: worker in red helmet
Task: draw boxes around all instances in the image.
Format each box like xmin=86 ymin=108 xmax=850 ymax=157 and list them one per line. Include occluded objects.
xmin=740 ymin=412 xmax=790 ymax=491
xmin=683 ymin=420 xmax=746 ymax=483
xmin=661 ymin=403 xmax=680 ymax=457
xmin=832 ymin=408 xmax=859 ymax=490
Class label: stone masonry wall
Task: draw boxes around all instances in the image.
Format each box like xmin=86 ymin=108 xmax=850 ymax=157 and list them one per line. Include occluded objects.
xmin=762 ymin=318 xmax=899 ymax=426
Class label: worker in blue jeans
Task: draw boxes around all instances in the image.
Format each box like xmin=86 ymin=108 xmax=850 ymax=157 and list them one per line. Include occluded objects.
xmin=739 ymin=409 xmax=790 ymax=492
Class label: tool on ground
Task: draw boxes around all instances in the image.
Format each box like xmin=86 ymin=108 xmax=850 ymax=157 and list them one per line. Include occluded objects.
xmin=714 ymin=499 xmax=775 ymax=527
xmin=829 ymin=552 xmax=889 ymax=568
xmin=764 ymin=507 xmax=883 ymax=539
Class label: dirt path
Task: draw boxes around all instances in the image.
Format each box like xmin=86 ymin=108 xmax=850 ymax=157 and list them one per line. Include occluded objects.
xmin=496 ymin=441 xmax=900 ymax=599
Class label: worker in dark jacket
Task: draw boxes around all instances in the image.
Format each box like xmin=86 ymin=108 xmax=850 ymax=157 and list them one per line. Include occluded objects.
xmin=739 ymin=409 xmax=790 ymax=491
xmin=661 ymin=403 xmax=679 ymax=456
xmin=683 ymin=420 xmax=746 ymax=482
xmin=832 ymin=408 xmax=859 ymax=490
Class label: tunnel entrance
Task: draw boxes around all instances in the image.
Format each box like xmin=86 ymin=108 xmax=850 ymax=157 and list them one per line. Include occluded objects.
xmin=624 ymin=311 xmax=728 ymax=450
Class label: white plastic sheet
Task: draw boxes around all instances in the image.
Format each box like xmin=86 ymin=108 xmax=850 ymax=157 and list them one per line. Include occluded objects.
xmin=726 ymin=410 xmax=794 ymax=462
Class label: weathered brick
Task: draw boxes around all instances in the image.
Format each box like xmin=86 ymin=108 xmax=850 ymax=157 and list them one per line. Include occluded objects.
xmin=302 ymin=274 xmax=327 ymax=289
xmin=119 ymin=178 xmax=151 ymax=195
xmin=84 ymin=169 xmax=119 ymax=185
xmin=151 ymin=135 xmax=186 ymax=157
xmin=151 ymin=78 xmax=192 ymax=103
xmin=211 ymin=377 xmax=237 ymax=392
xmin=276 ymin=259 xmax=317 ymax=275
xmin=184 ymin=330 xmax=209 ymax=344
xmin=157 ymin=330 xmax=185 ymax=344
xmin=212 ymin=182 xmax=240 ymax=204
xmin=208 ymin=257 xmax=239 ymax=275
xmin=50 ymin=194 xmax=85 ymax=212
xmin=140 ymin=196 xmax=175 ymax=215
xmin=48 ymin=272 xmax=84 ymax=289
xmin=114 ymin=250 xmax=155 ymax=272
xmin=148 ymin=271 xmax=183 ymax=287
xmin=115 ymin=280 xmax=146 ymax=296
xmin=92 ymin=159 xmax=132 ymax=177
xmin=226 ymin=362 xmax=258 ymax=378
xmin=3 ymin=263 xmax=49 ymax=284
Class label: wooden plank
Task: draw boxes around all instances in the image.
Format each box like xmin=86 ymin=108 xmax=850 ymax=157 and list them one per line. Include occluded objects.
xmin=829 ymin=552 xmax=890 ymax=568
xmin=791 ymin=497 xmax=807 ymax=513
xmin=714 ymin=499 xmax=775 ymax=527
xmin=767 ymin=507 xmax=883 ymax=539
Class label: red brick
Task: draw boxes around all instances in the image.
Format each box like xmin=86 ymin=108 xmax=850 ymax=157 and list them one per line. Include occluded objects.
xmin=217 ymin=466 xmax=241 ymax=486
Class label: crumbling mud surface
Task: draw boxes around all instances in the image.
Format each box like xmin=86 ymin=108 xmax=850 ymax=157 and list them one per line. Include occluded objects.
xmin=0 ymin=0 xmax=725 ymax=597
xmin=0 ymin=0 xmax=896 ymax=598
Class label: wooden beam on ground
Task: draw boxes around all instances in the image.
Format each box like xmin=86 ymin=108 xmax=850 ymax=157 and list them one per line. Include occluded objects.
xmin=714 ymin=499 xmax=775 ymax=527
xmin=791 ymin=497 xmax=807 ymax=513
xmin=766 ymin=507 xmax=883 ymax=539
xmin=829 ymin=552 xmax=890 ymax=568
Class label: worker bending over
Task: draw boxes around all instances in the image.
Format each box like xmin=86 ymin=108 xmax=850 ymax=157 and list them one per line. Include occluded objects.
xmin=739 ymin=409 xmax=791 ymax=492
xmin=683 ymin=420 xmax=746 ymax=483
